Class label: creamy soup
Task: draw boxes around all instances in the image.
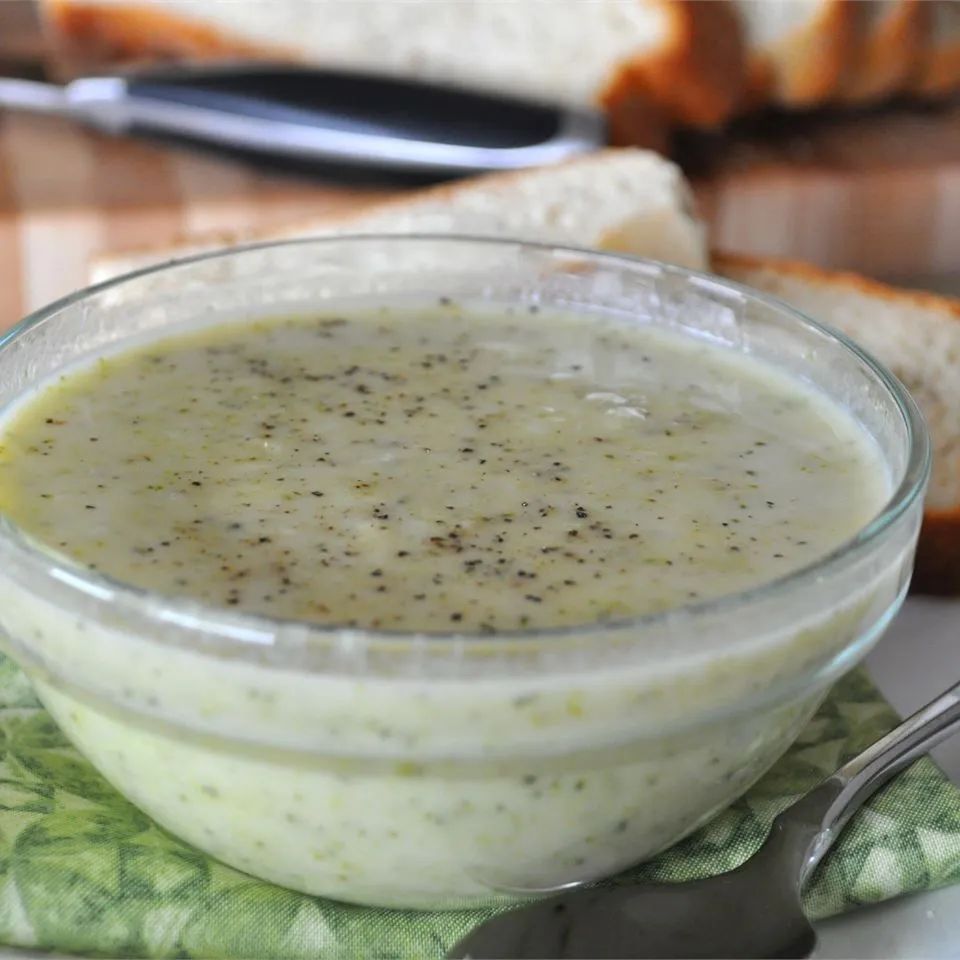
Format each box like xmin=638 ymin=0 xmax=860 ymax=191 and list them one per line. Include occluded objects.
xmin=0 ymin=303 xmax=887 ymax=631
xmin=0 ymin=300 xmax=900 ymax=909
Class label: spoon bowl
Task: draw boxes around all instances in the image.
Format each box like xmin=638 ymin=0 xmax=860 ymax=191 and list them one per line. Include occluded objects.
xmin=449 ymin=679 xmax=960 ymax=958
xmin=449 ymin=872 xmax=814 ymax=959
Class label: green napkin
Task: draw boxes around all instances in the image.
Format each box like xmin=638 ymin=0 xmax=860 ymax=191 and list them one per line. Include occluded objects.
xmin=0 ymin=656 xmax=957 ymax=959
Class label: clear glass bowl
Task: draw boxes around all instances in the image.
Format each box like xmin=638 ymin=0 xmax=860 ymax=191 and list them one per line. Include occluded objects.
xmin=0 ymin=236 xmax=929 ymax=909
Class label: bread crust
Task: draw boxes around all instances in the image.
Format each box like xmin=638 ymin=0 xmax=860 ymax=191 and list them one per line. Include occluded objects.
xmin=743 ymin=0 xmax=856 ymax=108
xmin=841 ymin=0 xmax=930 ymax=104
xmin=912 ymin=508 xmax=960 ymax=594
xmin=916 ymin=42 xmax=960 ymax=97
xmin=43 ymin=0 xmax=291 ymax=71
xmin=606 ymin=0 xmax=746 ymax=129
xmin=711 ymin=249 xmax=960 ymax=319
xmin=912 ymin=1 xmax=960 ymax=98
xmin=712 ymin=250 xmax=960 ymax=596
xmin=600 ymin=72 xmax=671 ymax=151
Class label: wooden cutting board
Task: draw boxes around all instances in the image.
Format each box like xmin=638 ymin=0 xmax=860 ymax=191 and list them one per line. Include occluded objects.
xmin=3 ymin=102 xmax=960 ymax=329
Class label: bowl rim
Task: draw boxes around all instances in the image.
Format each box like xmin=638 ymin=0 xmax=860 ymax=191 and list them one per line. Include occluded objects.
xmin=0 ymin=233 xmax=932 ymax=656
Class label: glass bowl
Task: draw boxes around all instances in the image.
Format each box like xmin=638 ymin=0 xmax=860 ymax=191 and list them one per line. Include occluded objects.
xmin=0 ymin=236 xmax=929 ymax=909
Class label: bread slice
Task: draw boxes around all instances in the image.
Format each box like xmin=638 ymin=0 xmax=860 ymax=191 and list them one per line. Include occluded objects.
xmin=90 ymin=148 xmax=708 ymax=283
xmin=713 ymin=251 xmax=959 ymax=595
xmin=912 ymin=0 xmax=960 ymax=98
xmin=840 ymin=0 xmax=931 ymax=104
xmin=42 ymin=0 xmax=744 ymax=135
xmin=734 ymin=0 xmax=856 ymax=109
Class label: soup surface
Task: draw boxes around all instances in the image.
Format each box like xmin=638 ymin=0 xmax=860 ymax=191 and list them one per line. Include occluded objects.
xmin=0 ymin=302 xmax=888 ymax=631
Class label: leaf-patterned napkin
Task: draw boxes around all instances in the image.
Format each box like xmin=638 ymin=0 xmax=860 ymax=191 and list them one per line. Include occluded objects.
xmin=0 ymin=658 xmax=957 ymax=959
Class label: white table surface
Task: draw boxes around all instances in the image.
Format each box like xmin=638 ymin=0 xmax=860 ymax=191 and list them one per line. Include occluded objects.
xmin=815 ymin=597 xmax=960 ymax=959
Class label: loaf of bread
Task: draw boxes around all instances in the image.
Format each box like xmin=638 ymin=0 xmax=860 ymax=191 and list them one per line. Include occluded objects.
xmin=43 ymin=0 xmax=960 ymax=145
xmin=913 ymin=0 xmax=960 ymax=96
xmin=840 ymin=0 xmax=930 ymax=104
xmin=88 ymin=147 xmax=959 ymax=594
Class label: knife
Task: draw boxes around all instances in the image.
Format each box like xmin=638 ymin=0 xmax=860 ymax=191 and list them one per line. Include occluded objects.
xmin=0 ymin=64 xmax=607 ymax=176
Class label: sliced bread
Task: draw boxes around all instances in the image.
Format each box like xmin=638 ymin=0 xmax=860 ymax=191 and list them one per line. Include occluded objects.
xmin=912 ymin=0 xmax=960 ymax=97
xmin=89 ymin=148 xmax=708 ymax=283
xmin=839 ymin=0 xmax=930 ymax=104
xmin=734 ymin=0 xmax=856 ymax=108
xmin=713 ymin=251 xmax=960 ymax=595
xmin=42 ymin=0 xmax=745 ymax=136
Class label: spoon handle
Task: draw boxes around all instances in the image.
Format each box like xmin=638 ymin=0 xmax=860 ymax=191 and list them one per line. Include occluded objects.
xmin=788 ymin=678 xmax=960 ymax=884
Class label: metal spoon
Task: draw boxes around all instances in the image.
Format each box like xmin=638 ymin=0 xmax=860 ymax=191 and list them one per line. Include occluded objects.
xmin=449 ymin=678 xmax=960 ymax=959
